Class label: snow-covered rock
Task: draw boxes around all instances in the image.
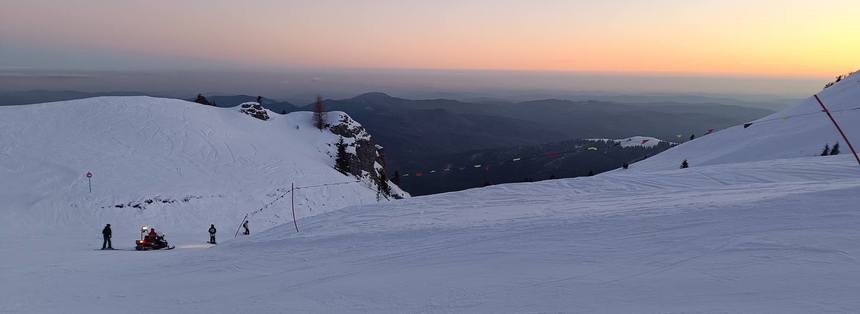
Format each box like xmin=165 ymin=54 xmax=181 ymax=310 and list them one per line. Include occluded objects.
xmin=327 ymin=113 xmax=408 ymax=199
xmin=587 ymin=136 xmax=671 ymax=148
xmin=238 ymin=102 xmax=270 ymax=120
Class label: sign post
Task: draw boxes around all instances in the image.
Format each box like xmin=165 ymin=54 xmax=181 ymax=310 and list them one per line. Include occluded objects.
xmin=86 ymin=172 xmax=93 ymax=193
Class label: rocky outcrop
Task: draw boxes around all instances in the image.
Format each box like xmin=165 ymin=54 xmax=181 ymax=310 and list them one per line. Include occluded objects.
xmin=329 ymin=113 xmax=405 ymax=199
xmin=239 ymin=102 xmax=270 ymax=121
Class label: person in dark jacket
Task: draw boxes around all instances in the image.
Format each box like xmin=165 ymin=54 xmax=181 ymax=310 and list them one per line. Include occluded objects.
xmin=147 ymin=228 xmax=158 ymax=242
xmin=242 ymin=220 xmax=250 ymax=235
xmin=208 ymin=224 xmax=217 ymax=244
xmin=101 ymin=224 xmax=113 ymax=250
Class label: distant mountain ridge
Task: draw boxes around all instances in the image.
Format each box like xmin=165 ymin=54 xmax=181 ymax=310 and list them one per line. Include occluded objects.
xmin=291 ymin=92 xmax=772 ymax=173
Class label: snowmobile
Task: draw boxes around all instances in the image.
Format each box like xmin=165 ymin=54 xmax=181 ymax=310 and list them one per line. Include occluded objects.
xmin=135 ymin=226 xmax=175 ymax=251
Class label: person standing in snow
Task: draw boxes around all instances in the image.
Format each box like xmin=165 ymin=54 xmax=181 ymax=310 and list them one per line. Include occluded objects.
xmin=101 ymin=224 xmax=113 ymax=250
xmin=102 ymin=224 xmax=113 ymax=250
xmin=242 ymin=220 xmax=250 ymax=235
xmin=208 ymin=224 xmax=217 ymax=244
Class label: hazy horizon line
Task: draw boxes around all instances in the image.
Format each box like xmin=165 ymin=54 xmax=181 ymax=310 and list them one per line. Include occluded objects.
xmin=0 ymin=66 xmax=844 ymax=81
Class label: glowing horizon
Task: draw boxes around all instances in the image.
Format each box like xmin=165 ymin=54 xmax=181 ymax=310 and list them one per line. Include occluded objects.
xmin=1 ymin=0 xmax=857 ymax=77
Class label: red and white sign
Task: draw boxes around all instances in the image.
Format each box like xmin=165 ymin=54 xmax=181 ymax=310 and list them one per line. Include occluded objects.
xmin=86 ymin=172 xmax=93 ymax=178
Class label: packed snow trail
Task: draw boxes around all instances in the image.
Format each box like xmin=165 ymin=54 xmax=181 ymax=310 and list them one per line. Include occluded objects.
xmin=3 ymin=155 xmax=860 ymax=313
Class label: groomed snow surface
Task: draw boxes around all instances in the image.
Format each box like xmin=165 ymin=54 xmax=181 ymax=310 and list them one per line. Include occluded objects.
xmin=3 ymin=73 xmax=860 ymax=313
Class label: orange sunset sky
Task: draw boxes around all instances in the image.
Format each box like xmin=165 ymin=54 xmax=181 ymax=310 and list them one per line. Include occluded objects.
xmin=1 ymin=0 xmax=857 ymax=77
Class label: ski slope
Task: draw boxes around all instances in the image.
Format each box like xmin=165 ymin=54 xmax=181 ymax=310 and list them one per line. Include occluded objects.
xmin=3 ymin=72 xmax=860 ymax=313
xmin=3 ymin=155 xmax=860 ymax=313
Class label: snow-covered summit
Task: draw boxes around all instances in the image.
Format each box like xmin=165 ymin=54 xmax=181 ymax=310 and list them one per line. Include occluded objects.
xmin=634 ymin=70 xmax=860 ymax=170
xmin=0 ymin=96 xmax=404 ymax=235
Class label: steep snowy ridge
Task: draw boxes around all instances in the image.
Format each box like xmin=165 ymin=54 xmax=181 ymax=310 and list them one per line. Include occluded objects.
xmin=0 ymin=96 xmax=404 ymax=236
xmin=634 ymin=70 xmax=860 ymax=170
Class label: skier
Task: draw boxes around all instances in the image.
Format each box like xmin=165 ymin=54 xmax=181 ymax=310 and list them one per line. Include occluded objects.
xmin=242 ymin=220 xmax=250 ymax=235
xmin=101 ymin=224 xmax=113 ymax=250
xmin=208 ymin=224 xmax=217 ymax=244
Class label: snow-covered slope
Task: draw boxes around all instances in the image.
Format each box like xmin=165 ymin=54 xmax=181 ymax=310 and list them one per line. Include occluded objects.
xmin=0 ymin=96 xmax=402 ymax=237
xmin=4 ymin=154 xmax=860 ymax=313
xmin=633 ymin=71 xmax=860 ymax=170
xmin=4 ymin=75 xmax=860 ymax=313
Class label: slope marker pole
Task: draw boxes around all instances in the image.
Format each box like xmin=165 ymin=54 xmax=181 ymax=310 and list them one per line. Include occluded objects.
xmin=814 ymin=94 xmax=860 ymax=167
xmin=234 ymin=213 xmax=248 ymax=238
xmin=291 ymin=182 xmax=299 ymax=233
xmin=86 ymin=171 xmax=93 ymax=193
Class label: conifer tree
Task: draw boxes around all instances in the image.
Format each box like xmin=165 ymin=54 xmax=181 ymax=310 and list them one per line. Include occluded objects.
xmin=391 ymin=170 xmax=401 ymax=185
xmin=821 ymin=144 xmax=831 ymax=156
xmin=194 ymin=94 xmax=211 ymax=106
xmin=831 ymin=142 xmax=841 ymax=155
xmin=681 ymin=159 xmax=689 ymax=169
xmin=313 ymin=96 xmax=326 ymax=130
xmin=376 ymin=171 xmax=391 ymax=198
xmin=334 ymin=137 xmax=350 ymax=174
